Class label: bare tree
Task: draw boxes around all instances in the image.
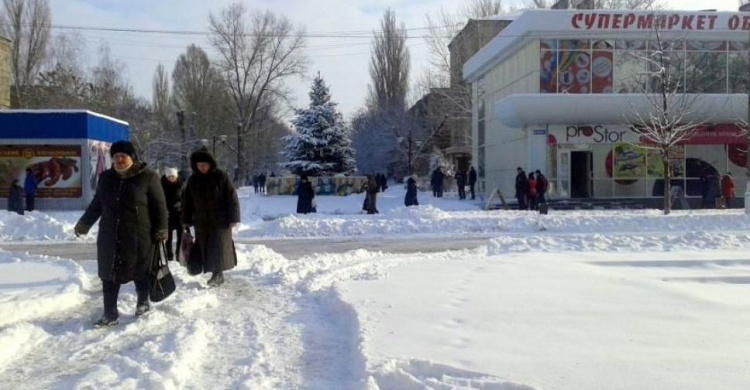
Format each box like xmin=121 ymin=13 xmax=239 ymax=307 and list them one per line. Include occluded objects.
xmin=169 ymin=43 xmax=234 ymax=170
xmin=423 ymin=0 xmax=503 ymax=85
xmin=368 ymin=8 xmax=410 ymax=113
xmin=523 ymin=0 xmax=664 ymax=9
xmin=624 ymin=28 xmax=705 ymax=215
xmin=152 ymin=64 xmax=170 ymax=131
xmin=1 ymin=0 xmax=50 ymax=107
xmin=44 ymin=31 xmax=86 ymax=75
xmin=209 ymin=2 xmax=307 ymax=183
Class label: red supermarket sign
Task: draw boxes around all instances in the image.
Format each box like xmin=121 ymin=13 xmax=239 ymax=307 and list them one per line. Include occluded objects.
xmin=572 ymin=13 xmax=750 ymax=31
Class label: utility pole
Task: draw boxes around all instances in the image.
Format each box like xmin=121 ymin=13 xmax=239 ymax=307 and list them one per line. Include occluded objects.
xmin=237 ymin=120 xmax=243 ymax=185
xmin=176 ymin=110 xmax=186 ymax=172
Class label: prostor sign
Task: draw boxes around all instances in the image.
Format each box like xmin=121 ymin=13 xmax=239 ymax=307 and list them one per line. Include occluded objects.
xmin=571 ymin=13 xmax=750 ymax=31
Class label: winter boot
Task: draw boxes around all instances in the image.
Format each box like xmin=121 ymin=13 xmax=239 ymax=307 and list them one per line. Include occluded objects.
xmin=135 ymin=302 xmax=151 ymax=317
xmin=94 ymin=314 xmax=119 ymax=327
xmin=207 ymin=272 xmax=225 ymax=287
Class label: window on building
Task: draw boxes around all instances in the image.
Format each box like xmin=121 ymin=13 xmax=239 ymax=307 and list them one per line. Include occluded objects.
xmin=541 ymin=38 xmax=745 ymax=95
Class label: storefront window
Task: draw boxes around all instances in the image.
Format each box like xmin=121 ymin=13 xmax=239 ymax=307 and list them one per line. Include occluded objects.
xmin=541 ymin=37 xmax=743 ymax=94
xmin=558 ymin=51 xmax=591 ymax=93
xmin=728 ymin=51 xmax=749 ymax=94
xmin=685 ymin=52 xmax=727 ymax=94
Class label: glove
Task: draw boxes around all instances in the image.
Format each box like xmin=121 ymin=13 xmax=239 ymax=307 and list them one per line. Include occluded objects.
xmin=155 ymin=231 xmax=168 ymax=241
xmin=74 ymin=222 xmax=88 ymax=237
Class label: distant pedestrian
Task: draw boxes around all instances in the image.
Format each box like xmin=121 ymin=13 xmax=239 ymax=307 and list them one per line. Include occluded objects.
xmin=259 ymin=173 xmax=267 ymax=194
xmin=456 ymin=169 xmax=467 ymax=200
xmin=182 ymin=148 xmax=240 ymax=288
xmin=515 ymin=167 xmax=528 ymax=210
xmin=7 ymin=179 xmax=24 ymax=215
xmin=296 ymin=175 xmax=315 ymax=214
xmin=468 ymin=166 xmax=477 ymax=200
xmin=253 ymin=174 xmax=260 ymax=193
xmin=431 ymin=168 xmax=444 ymax=198
xmin=404 ymin=175 xmax=419 ymax=207
xmin=535 ymin=170 xmax=548 ymax=205
xmin=702 ymin=173 xmax=720 ymax=209
xmin=24 ymin=167 xmax=38 ymax=211
xmin=364 ymin=175 xmax=379 ymax=214
xmin=160 ymin=167 xmax=184 ymax=262
xmin=74 ymin=140 xmax=168 ymax=327
xmin=721 ymin=172 xmax=735 ymax=208
xmin=527 ymin=172 xmax=538 ymax=211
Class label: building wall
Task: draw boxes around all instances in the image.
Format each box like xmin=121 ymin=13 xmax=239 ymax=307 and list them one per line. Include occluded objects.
xmin=0 ymin=38 xmax=10 ymax=109
xmin=473 ymin=41 xmax=540 ymax=197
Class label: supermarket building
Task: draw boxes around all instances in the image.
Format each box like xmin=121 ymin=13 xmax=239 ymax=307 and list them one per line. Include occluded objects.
xmin=464 ymin=9 xmax=749 ymax=206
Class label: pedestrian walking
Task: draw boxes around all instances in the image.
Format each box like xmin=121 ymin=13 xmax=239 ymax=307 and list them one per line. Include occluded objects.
xmin=431 ymin=168 xmax=444 ymax=198
xmin=7 ymin=179 xmax=25 ymax=215
xmin=515 ymin=167 xmax=528 ymax=210
xmin=535 ymin=170 xmax=548 ymax=205
xmin=404 ymin=174 xmax=419 ymax=207
xmin=24 ymin=167 xmax=38 ymax=211
xmin=74 ymin=140 xmax=168 ymax=327
xmin=364 ymin=175 xmax=379 ymax=214
xmin=456 ymin=169 xmax=467 ymax=200
xmin=160 ymin=167 xmax=184 ymax=261
xmin=468 ymin=166 xmax=477 ymax=200
xmin=182 ymin=148 xmax=240 ymax=288
xmin=527 ymin=172 xmax=538 ymax=211
xmin=296 ymin=175 xmax=315 ymax=214
xmin=721 ymin=172 xmax=735 ymax=208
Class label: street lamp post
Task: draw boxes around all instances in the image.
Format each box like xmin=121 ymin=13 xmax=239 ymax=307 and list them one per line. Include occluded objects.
xmin=176 ymin=110 xmax=186 ymax=171
xmin=237 ymin=121 xmax=243 ymax=184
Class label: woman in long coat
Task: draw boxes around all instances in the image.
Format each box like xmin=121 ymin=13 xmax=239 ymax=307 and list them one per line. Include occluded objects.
xmin=75 ymin=140 xmax=168 ymax=327
xmin=182 ymin=149 xmax=240 ymax=287
xmin=296 ymin=175 xmax=315 ymax=214
xmin=404 ymin=175 xmax=419 ymax=207
xmin=364 ymin=175 xmax=379 ymax=214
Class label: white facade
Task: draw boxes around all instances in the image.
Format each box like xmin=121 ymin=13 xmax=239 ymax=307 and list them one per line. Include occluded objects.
xmin=466 ymin=9 xmax=750 ymax=203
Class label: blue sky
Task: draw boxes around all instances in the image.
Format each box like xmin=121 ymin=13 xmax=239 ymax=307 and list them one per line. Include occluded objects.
xmin=48 ymin=0 xmax=745 ymax=120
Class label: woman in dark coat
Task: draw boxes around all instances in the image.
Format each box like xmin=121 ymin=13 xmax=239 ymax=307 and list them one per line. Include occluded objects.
xmin=7 ymin=179 xmax=25 ymax=215
xmin=75 ymin=141 xmax=168 ymax=327
xmin=404 ymin=175 xmax=419 ymax=207
xmin=182 ymin=149 xmax=240 ymax=287
xmin=296 ymin=175 xmax=315 ymax=214
xmin=364 ymin=175 xmax=379 ymax=214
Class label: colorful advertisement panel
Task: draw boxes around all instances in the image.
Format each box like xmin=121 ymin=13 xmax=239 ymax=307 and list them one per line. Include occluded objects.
xmin=0 ymin=145 xmax=82 ymax=198
xmin=89 ymin=140 xmax=111 ymax=191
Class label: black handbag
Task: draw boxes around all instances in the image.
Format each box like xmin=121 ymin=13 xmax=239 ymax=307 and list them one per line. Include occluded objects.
xmin=150 ymin=242 xmax=176 ymax=302
xmin=187 ymin=240 xmax=203 ymax=276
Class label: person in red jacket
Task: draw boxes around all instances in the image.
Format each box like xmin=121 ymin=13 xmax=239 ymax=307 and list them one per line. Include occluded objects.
xmin=527 ymin=172 xmax=538 ymax=211
xmin=721 ymin=172 xmax=735 ymax=208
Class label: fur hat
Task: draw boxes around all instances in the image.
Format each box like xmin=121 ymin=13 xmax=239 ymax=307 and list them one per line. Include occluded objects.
xmin=164 ymin=167 xmax=178 ymax=178
xmin=110 ymin=140 xmax=137 ymax=160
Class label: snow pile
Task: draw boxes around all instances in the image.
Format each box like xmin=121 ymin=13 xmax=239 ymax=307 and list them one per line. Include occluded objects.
xmin=0 ymin=249 xmax=90 ymax=326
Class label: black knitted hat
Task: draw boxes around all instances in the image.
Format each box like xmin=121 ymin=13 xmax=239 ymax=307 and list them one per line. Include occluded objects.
xmin=110 ymin=140 xmax=137 ymax=160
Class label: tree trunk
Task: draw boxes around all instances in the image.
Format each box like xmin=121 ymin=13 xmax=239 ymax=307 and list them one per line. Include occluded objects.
xmin=663 ymin=155 xmax=671 ymax=215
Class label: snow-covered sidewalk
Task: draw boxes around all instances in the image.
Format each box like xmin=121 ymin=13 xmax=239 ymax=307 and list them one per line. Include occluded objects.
xmin=2 ymin=188 xmax=750 ymax=389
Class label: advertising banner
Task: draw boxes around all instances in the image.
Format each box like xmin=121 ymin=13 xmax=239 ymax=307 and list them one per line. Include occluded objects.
xmin=88 ymin=140 xmax=111 ymax=191
xmin=0 ymin=145 xmax=82 ymax=198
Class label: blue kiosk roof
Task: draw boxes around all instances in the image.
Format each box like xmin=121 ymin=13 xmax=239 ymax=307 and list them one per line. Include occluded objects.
xmin=0 ymin=110 xmax=129 ymax=143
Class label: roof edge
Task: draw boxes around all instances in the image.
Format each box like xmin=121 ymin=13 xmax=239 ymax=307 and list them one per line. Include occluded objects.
xmin=0 ymin=109 xmax=129 ymax=126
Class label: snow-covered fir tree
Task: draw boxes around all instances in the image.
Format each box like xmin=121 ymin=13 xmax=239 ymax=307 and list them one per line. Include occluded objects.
xmin=429 ymin=148 xmax=455 ymax=177
xmin=280 ymin=74 xmax=356 ymax=176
